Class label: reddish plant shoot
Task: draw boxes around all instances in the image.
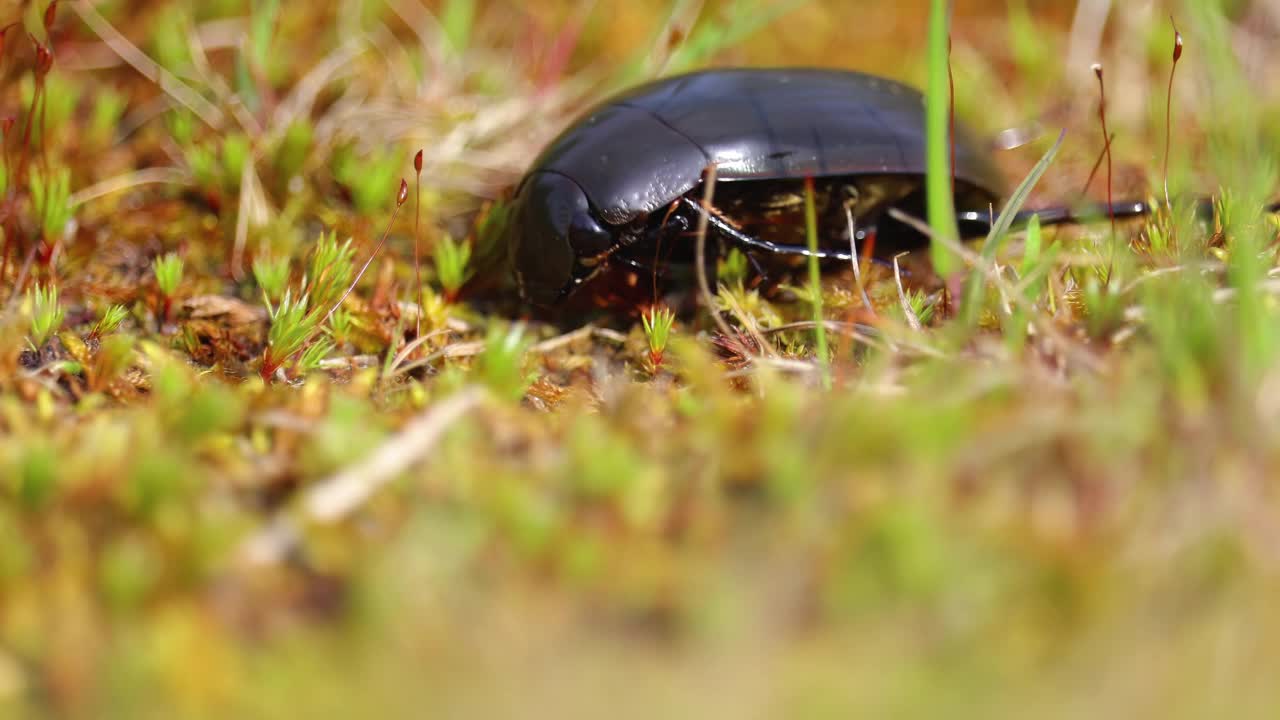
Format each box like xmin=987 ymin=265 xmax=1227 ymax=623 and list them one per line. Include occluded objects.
xmin=22 ymin=36 xmax=53 ymax=177
xmin=1080 ymin=131 xmax=1114 ymax=198
xmin=413 ymin=149 xmax=424 ymax=338
xmin=33 ymin=39 xmax=52 ymax=76
xmin=43 ymin=1 xmax=57 ymax=33
xmin=1 ymin=115 xmax=12 ymax=191
xmin=1092 ymin=63 xmax=1115 ymax=240
xmin=1164 ymin=18 xmax=1183 ymax=209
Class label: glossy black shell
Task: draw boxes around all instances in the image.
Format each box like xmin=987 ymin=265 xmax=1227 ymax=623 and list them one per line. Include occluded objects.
xmin=511 ymin=67 xmax=1005 ymax=304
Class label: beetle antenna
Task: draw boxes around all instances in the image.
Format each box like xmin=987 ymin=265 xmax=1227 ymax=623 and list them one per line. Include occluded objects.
xmin=1164 ymin=18 xmax=1183 ymax=210
xmin=328 ymin=179 xmax=409 ymax=322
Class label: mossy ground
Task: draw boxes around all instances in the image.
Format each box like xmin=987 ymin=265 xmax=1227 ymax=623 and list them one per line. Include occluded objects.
xmin=2 ymin=0 xmax=1279 ymax=717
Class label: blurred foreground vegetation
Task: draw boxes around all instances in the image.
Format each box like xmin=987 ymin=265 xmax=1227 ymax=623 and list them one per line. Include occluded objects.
xmin=2 ymin=0 xmax=1280 ymax=717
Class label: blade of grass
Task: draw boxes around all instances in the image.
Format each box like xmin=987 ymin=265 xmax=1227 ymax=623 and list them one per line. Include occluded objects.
xmin=925 ymin=0 xmax=959 ymax=276
xmin=960 ymin=129 xmax=1065 ymax=327
xmin=803 ymin=176 xmax=830 ymax=388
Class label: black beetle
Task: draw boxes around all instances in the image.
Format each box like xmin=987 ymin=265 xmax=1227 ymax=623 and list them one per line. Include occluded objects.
xmin=507 ymin=67 xmax=1142 ymax=306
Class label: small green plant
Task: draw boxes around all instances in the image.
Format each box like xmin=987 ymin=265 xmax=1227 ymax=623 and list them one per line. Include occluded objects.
xmin=252 ymin=254 xmax=291 ymax=303
xmin=718 ymin=248 xmax=749 ymax=286
xmin=641 ymin=305 xmax=676 ymax=369
xmin=90 ymin=304 xmax=130 ymax=339
xmin=306 ymin=232 xmax=356 ymax=311
xmin=478 ymin=323 xmax=533 ymax=402
xmin=802 ymin=178 xmax=831 ymax=387
xmin=1080 ymin=273 xmax=1126 ymax=340
xmin=328 ymin=307 xmax=355 ymax=347
xmin=182 ymin=133 xmax=252 ymax=196
xmin=167 ymin=110 xmax=197 ymax=146
xmin=332 ymin=145 xmax=403 ymax=215
xmin=262 ymin=289 xmax=324 ymax=380
xmin=435 ymin=233 xmax=472 ymax=302
xmin=19 ymin=73 xmax=79 ymax=145
xmin=233 ymin=0 xmax=283 ymax=111
xmin=903 ymin=289 xmax=936 ymax=325
xmin=294 ymin=336 xmax=334 ymax=377
xmin=274 ymin=120 xmax=313 ymax=180
xmin=152 ymin=252 xmax=184 ymax=322
xmin=29 ymin=167 xmax=71 ymax=241
xmin=90 ymin=86 xmax=127 ymax=144
xmin=26 ymin=283 xmax=64 ymax=349
xmin=220 ymin=133 xmax=251 ymax=185
xmin=149 ymin=5 xmax=194 ymax=73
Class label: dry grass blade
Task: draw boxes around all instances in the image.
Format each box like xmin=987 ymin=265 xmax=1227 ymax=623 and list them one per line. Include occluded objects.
xmin=230 ymin=154 xmax=272 ymax=278
xmin=70 ymin=0 xmax=226 ymax=128
xmin=388 ymin=328 xmax=456 ymax=375
xmin=530 ymin=325 xmax=628 ymax=354
xmin=391 ymin=339 xmax=487 ymax=378
xmin=68 ymin=167 xmax=191 ymax=207
xmin=693 ymin=165 xmax=752 ymax=347
xmin=242 ymin=387 xmax=486 ymax=565
xmin=305 ymin=387 xmax=485 ymax=521
xmin=893 ymin=253 xmax=923 ymax=332
xmin=846 ymin=206 xmax=875 ymax=314
xmin=716 ymin=284 xmax=775 ymax=358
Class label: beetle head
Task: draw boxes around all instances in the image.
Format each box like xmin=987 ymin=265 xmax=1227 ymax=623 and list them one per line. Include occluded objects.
xmin=512 ymin=171 xmax=613 ymax=305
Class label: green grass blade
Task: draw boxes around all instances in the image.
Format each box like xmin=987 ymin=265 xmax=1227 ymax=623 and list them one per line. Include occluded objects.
xmin=961 ymin=130 xmax=1065 ymax=326
xmin=803 ymin=178 xmax=830 ymax=388
xmin=925 ymin=0 xmax=959 ymax=276
xmin=982 ymin=130 xmax=1066 ymax=260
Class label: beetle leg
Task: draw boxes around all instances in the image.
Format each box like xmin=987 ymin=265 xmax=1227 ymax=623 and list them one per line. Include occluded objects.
xmin=743 ymin=251 xmax=769 ymax=288
xmin=677 ymin=195 xmax=855 ymax=262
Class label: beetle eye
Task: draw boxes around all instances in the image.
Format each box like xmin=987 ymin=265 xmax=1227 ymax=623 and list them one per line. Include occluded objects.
xmin=568 ymin=212 xmax=613 ymax=257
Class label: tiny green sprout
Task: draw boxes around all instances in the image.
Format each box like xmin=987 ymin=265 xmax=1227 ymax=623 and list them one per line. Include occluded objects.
xmin=262 ymin=288 xmax=323 ymax=380
xmin=904 ymin=288 xmax=936 ymax=325
xmin=20 ymin=73 xmax=79 ymax=145
xmin=718 ymin=248 xmax=749 ymax=286
xmin=184 ymin=143 xmax=218 ymax=189
xmin=28 ymin=166 xmax=71 ymax=241
xmin=274 ymin=120 xmax=313 ymax=180
xmin=294 ymin=337 xmax=334 ymax=377
xmin=328 ymin=307 xmax=354 ymax=346
xmin=152 ymin=253 xmax=184 ymax=298
xmin=478 ymin=323 xmax=533 ymax=403
xmin=91 ymin=304 xmax=129 ymax=339
xmin=252 ymin=254 xmax=291 ymax=303
xmin=641 ymin=305 xmax=676 ymax=369
xmin=27 ymin=283 xmax=64 ymax=349
xmin=220 ymin=133 xmax=251 ymax=189
xmin=1081 ymin=274 xmax=1125 ymax=340
xmin=306 ymin=231 xmax=356 ymax=311
xmin=167 ymin=110 xmax=197 ymax=147
xmin=150 ymin=6 xmax=195 ymax=73
xmin=90 ymin=86 xmax=127 ymax=144
xmin=435 ymin=233 xmax=473 ymax=302
xmin=152 ymin=252 xmax=184 ymax=323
